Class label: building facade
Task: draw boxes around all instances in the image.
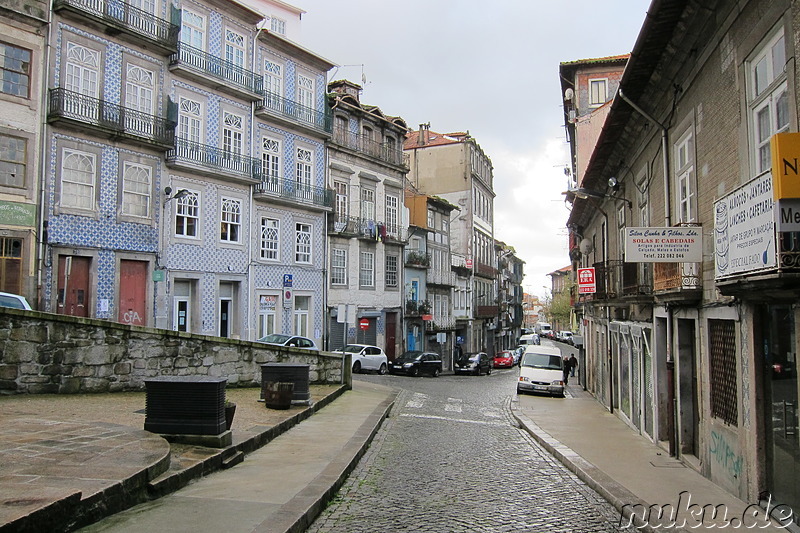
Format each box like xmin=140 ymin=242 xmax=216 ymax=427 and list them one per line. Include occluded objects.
xmin=325 ymin=79 xmax=408 ymax=356
xmin=563 ymin=0 xmax=800 ymax=517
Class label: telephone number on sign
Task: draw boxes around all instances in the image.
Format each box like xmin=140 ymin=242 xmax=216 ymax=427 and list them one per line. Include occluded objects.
xmin=642 ymin=253 xmax=681 ymax=259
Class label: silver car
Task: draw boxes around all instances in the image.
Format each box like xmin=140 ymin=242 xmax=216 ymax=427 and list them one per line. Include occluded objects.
xmin=337 ymin=344 xmax=388 ymax=374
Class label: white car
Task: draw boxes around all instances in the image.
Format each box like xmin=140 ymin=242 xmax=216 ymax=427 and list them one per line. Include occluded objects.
xmin=337 ymin=344 xmax=388 ymax=374
xmin=0 ymin=292 xmax=32 ymax=310
xmin=256 ymin=333 xmax=318 ymax=350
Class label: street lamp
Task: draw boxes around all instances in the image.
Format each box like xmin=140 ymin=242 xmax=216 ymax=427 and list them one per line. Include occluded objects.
xmin=564 ymin=187 xmax=632 ymax=209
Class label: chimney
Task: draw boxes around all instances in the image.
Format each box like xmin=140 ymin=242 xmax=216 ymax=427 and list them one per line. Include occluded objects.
xmin=418 ymin=122 xmax=430 ymax=146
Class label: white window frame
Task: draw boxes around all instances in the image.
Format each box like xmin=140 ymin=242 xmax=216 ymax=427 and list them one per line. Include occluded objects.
xmin=297 ymin=73 xmax=314 ymax=109
xmin=296 ymin=147 xmax=313 ymax=200
xmin=174 ymin=190 xmax=199 ymax=238
xmin=295 ymin=222 xmax=312 ymax=264
xmin=386 ymin=254 xmax=398 ymax=288
xmin=180 ymin=9 xmax=205 ymax=50
xmin=65 ymin=42 xmax=100 ymax=98
xmin=125 ymin=64 xmax=154 ymax=114
xmin=257 ymin=294 xmax=278 ymax=338
xmin=0 ymin=134 xmax=26 ymax=188
xmin=260 ymin=217 xmax=279 ymax=261
xmin=222 ymin=111 xmax=243 ymax=155
xmin=747 ymin=28 xmax=788 ymax=175
xmin=220 ymin=196 xmax=242 ymax=243
xmin=121 ymin=162 xmax=151 ymax=219
xmin=270 ymin=16 xmax=286 ymax=35
xmin=262 ymin=137 xmax=281 ymax=181
xmin=331 ymin=248 xmax=347 ymax=286
xmin=674 ymin=129 xmax=696 ymax=223
xmin=361 ymin=187 xmax=375 ymax=221
xmin=386 ymin=194 xmax=398 ymax=231
xmin=293 ymin=295 xmax=310 ymax=337
xmin=60 ymin=148 xmax=96 ymax=212
xmin=589 ymin=78 xmax=608 ymax=107
xmin=264 ymin=59 xmax=283 ymax=98
xmin=179 ymin=96 xmax=203 ymax=144
xmin=224 ymin=28 xmax=245 ymax=68
xmin=360 ymin=251 xmax=375 ymax=288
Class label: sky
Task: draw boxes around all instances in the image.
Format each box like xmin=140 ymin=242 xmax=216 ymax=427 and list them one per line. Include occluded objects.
xmin=293 ymin=1 xmax=650 ymax=298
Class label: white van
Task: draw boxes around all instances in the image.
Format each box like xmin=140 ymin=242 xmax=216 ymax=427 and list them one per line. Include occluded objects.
xmin=518 ymin=333 xmax=540 ymax=346
xmin=517 ymin=345 xmax=565 ymax=397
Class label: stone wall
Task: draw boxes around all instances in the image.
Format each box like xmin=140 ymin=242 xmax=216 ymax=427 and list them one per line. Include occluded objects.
xmin=0 ymin=308 xmax=347 ymax=394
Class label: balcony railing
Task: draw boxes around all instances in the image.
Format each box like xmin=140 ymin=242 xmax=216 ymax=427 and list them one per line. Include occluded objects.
xmin=622 ymin=262 xmax=652 ymax=296
xmin=166 ymin=138 xmax=261 ymax=183
xmin=331 ymin=128 xmax=405 ymax=166
xmin=426 ymin=319 xmax=457 ymax=331
xmin=653 ymin=262 xmax=701 ymax=292
xmin=254 ymin=175 xmax=333 ymax=209
xmin=428 ymin=269 xmax=456 ymax=286
xmin=327 ymin=214 xmax=405 ymax=241
xmin=48 ymin=88 xmax=175 ymax=148
xmin=778 ymin=233 xmax=800 ymax=270
xmin=404 ymin=249 xmax=430 ymax=267
xmin=169 ymin=43 xmax=263 ymax=98
xmin=257 ymin=92 xmax=332 ymax=134
xmin=53 ymin=0 xmax=179 ymax=53
xmin=475 ymin=261 xmax=498 ymax=279
xmin=405 ymin=299 xmax=431 ymax=316
xmin=474 ymin=305 xmax=499 ymax=318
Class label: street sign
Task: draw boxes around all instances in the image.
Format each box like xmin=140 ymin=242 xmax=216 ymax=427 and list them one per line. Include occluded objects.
xmin=283 ymin=289 xmax=292 ymax=308
xmin=465 ymin=258 xmax=473 ymax=269
xmin=283 ymin=274 xmax=293 ymax=287
xmin=577 ymin=267 xmax=596 ymax=294
xmin=359 ymin=318 xmax=369 ymax=330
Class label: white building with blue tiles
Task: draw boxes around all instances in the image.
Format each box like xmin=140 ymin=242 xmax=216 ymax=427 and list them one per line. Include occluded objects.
xmin=42 ymin=0 xmax=334 ymax=344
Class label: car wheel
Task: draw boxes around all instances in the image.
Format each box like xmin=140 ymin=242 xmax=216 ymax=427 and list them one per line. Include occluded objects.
xmin=378 ymin=363 xmax=387 ymax=375
xmin=487 ymin=367 xmax=492 ymax=375
xmin=432 ymin=368 xmax=440 ymax=377
xmin=410 ymin=366 xmax=419 ymax=377
xmin=352 ymin=361 xmax=361 ymax=374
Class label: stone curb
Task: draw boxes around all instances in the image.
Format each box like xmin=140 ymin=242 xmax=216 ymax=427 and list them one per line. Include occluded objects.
xmin=511 ymin=407 xmax=692 ymax=533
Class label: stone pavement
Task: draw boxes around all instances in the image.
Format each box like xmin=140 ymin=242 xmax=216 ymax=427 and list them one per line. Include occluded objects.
xmin=0 ymin=382 xmax=397 ymax=533
xmin=513 ymin=381 xmax=793 ymax=532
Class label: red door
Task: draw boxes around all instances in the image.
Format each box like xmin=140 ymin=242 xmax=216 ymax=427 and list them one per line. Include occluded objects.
xmin=118 ymin=260 xmax=147 ymax=326
xmin=385 ymin=312 xmax=397 ymax=361
xmin=57 ymin=256 xmax=91 ymax=317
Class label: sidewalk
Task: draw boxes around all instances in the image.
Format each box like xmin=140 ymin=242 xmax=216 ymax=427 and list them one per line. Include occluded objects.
xmin=0 ymin=381 xmax=397 ymax=533
xmin=513 ymin=381 xmax=790 ymax=532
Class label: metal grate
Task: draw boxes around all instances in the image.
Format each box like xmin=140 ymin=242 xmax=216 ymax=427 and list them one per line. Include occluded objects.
xmin=709 ymin=320 xmax=737 ymax=426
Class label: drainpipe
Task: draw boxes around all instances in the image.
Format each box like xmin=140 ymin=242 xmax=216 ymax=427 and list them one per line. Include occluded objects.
xmin=37 ymin=8 xmax=55 ymax=310
xmin=617 ymin=88 xmax=676 ymax=456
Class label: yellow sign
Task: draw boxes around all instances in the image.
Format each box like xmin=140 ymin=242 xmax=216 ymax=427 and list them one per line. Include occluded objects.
xmin=771 ymin=132 xmax=800 ymax=199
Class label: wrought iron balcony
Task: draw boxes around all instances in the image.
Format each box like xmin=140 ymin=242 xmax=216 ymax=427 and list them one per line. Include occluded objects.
xmin=404 ymin=249 xmax=430 ymax=268
xmin=331 ymin=128 xmax=405 ymax=167
xmin=622 ymin=261 xmax=652 ymax=296
xmin=53 ymin=0 xmax=179 ymax=54
xmin=166 ymin=138 xmax=261 ymax=184
xmin=653 ymin=262 xmax=701 ymax=293
xmin=254 ymin=175 xmax=333 ymax=210
xmin=475 ymin=261 xmax=498 ymax=279
xmin=328 ymin=215 xmax=361 ymax=235
xmin=169 ymin=43 xmax=263 ymax=100
xmin=426 ymin=319 xmax=457 ymax=331
xmin=428 ymin=269 xmax=456 ymax=286
xmin=256 ymin=92 xmax=332 ymax=135
xmin=48 ymin=88 xmax=175 ymax=149
xmin=474 ymin=305 xmax=499 ymax=318
xmin=405 ymin=299 xmax=431 ymax=316
xmin=327 ymin=214 xmax=405 ymax=241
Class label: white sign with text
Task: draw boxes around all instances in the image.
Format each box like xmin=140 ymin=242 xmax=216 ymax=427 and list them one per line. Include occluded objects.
xmin=624 ymin=227 xmax=703 ymax=262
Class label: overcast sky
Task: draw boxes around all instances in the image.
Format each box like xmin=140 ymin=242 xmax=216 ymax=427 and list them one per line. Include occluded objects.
xmin=295 ymin=1 xmax=649 ymax=298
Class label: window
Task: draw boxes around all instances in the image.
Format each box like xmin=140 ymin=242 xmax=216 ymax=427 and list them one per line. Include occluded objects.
xmin=386 ymin=254 xmax=398 ymax=288
xmin=224 ymin=29 xmax=245 ymax=68
xmin=220 ymin=197 xmax=241 ymax=243
xmin=181 ymin=9 xmax=205 ymax=50
xmin=270 ymin=16 xmax=286 ymax=35
xmin=0 ymin=42 xmax=31 ymax=98
xmin=360 ymin=251 xmax=374 ymax=288
xmin=709 ymin=319 xmax=737 ymax=426
xmin=331 ymin=249 xmax=347 ymax=285
xmin=258 ymin=294 xmax=277 ymax=338
xmin=262 ymin=138 xmax=280 ymax=181
xmin=264 ymin=59 xmax=283 ymax=97
xmin=222 ymin=112 xmax=243 ymax=155
xmin=674 ymin=130 xmax=696 ymax=223
xmin=179 ymin=97 xmax=202 ymax=143
xmin=361 ymin=188 xmax=375 ymax=220
xmin=748 ymin=29 xmax=788 ymax=174
xmin=0 ymin=237 xmax=22 ymax=294
xmin=589 ymin=78 xmax=608 ymax=106
xmin=296 ymin=147 xmax=312 ymax=199
xmin=0 ymin=134 xmax=25 ymax=188
xmin=294 ymin=295 xmax=309 ymax=337
xmin=297 ymin=74 xmax=313 ymax=109
xmin=60 ymin=149 xmax=95 ymax=210
xmin=295 ymin=222 xmax=311 ymax=263
xmin=121 ymin=162 xmax=151 ymax=219
xmin=65 ymin=43 xmax=99 ymax=98
xmin=334 ymin=181 xmax=348 ymax=220
xmin=125 ymin=65 xmax=154 ymax=114
xmin=260 ymin=217 xmax=279 ymax=260
xmin=386 ymin=194 xmax=398 ymax=231
xmin=427 ymin=209 xmax=435 ymax=229
xmin=175 ymin=191 xmax=199 ymax=237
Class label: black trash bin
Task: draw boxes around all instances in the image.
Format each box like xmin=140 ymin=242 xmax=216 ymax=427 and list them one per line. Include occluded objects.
xmin=264 ymin=381 xmax=294 ymax=410
xmin=261 ymin=363 xmax=310 ymax=404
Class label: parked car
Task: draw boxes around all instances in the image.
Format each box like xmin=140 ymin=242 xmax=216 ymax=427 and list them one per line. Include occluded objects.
xmin=390 ymin=351 xmax=442 ymax=377
xmin=557 ymin=331 xmax=574 ymax=345
xmin=518 ymin=333 xmax=541 ymax=346
xmin=493 ymin=350 xmax=515 ymax=369
xmin=256 ymin=333 xmax=318 ymax=350
xmin=336 ymin=344 xmax=388 ymax=374
xmin=0 ymin=292 xmax=32 ymax=310
xmin=454 ymin=352 xmax=492 ymax=376
xmin=512 ymin=346 xmax=525 ymax=365
xmin=517 ymin=345 xmax=566 ymax=397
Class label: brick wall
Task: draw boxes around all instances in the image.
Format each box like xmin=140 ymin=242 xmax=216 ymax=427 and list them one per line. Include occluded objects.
xmin=0 ymin=308 xmax=346 ymax=394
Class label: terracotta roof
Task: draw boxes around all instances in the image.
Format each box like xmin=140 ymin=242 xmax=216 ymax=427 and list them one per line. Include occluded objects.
xmin=559 ymin=54 xmax=631 ymax=67
xmin=404 ymin=129 xmax=463 ymax=149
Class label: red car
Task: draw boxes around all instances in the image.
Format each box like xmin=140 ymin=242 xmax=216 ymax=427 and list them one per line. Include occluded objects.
xmin=493 ymin=350 xmax=515 ymax=368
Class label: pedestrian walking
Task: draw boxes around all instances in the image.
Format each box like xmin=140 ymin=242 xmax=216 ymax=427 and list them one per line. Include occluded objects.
xmin=563 ymin=356 xmax=570 ymax=385
xmin=569 ymin=354 xmax=578 ymax=377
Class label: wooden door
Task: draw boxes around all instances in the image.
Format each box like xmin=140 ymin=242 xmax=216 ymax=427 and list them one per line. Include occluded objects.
xmin=385 ymin=312 xmax=397 ymax=361
xmin=57 ymin=256 xmax=91 ymax=317
xmin=118 ymin=260 xmax=147 ymax=326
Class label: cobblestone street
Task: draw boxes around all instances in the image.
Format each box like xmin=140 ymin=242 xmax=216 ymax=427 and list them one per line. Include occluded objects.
xmin=308 ymin=369 xmax=626 ymax=532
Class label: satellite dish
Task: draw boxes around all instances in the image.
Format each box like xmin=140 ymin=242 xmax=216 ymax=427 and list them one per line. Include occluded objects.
xmin=579 ymin=239 xmax=593 ymax=254
xmin=564 ymin=88 xmax=574 ymax=101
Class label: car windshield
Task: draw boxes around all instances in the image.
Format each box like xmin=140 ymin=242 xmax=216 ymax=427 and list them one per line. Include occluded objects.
xmin=258 ymin=334 xmax=291 ymax=344
xmin=342 ymin=345 xmax=367 ymax=354
xmin=521 ymin=353 xmax=563 ymax=370
xmin=467 ymin=353 xmax=481 ymax=362
xmin=0 ymin=295 xmax=27 ymax=309
xmin=397 ymin=351 xmax=423 ymax=362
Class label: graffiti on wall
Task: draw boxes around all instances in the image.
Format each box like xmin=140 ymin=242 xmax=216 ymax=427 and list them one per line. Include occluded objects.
xmin=710 ymin=430 xmax=743 ymax=483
